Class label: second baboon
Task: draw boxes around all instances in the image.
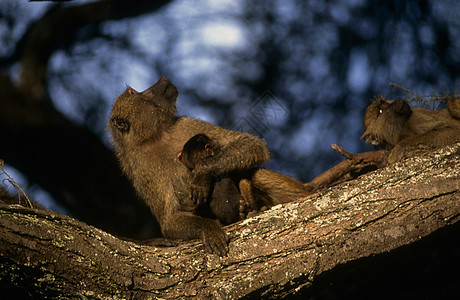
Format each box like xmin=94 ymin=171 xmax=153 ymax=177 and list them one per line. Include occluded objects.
xmin=361 ymin=96 xmax=460 ymax=163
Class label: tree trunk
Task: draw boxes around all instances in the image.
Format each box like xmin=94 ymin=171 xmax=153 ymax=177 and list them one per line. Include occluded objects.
xmin=1 ymin=143 xmax=459 ymax=299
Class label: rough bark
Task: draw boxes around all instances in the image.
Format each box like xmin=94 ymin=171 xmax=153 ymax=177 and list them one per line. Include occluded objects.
xmin=1 ymin=143 xmax=459 ymax=299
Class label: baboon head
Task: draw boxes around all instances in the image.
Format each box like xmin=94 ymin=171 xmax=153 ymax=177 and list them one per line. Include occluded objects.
xmin=178 ymin=134 xmax=220 ymax=170
xmin=109 ymin=76 xmax=178 ymax=146
xmin=361 ymin=97 xmax=412 ymax=149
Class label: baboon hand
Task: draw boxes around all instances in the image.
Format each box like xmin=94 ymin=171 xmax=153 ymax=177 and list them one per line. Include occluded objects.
xmin=201 ymin=226 xmax=229 ymax=256
xmin=189 ymin=173 xmax=213 ymax=205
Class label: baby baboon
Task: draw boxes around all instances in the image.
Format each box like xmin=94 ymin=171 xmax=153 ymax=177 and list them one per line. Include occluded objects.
xmin=109 ymin=77 xmax=312 ymax=256
xmin=362 ymin=96 xmax=460 ymax=163
xmin=177 ymin=133 xmax=242 ymax=225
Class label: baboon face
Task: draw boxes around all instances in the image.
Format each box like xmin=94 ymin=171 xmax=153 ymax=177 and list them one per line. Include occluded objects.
xmin=362 ymin=97 xmax=412 ymax=148
xmin=109 ymin=77 xmax=178 ymax=145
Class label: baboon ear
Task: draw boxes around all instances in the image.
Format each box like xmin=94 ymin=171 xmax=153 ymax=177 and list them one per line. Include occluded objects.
xmin=207 ymin=138 xmax=220 ymax=154
xmin=111 ymin=117 xmax=130 ymax=133
xmin=393 ymin=98 xmax=412 ymax=117
xmin=205 ymin=140 xmax=219 ymax=156
xmin=205 ymin=143 xmax=213 ymax=156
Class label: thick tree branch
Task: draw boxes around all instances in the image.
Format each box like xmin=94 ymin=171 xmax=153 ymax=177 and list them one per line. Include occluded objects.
xmin=1 ymin=143 xmax=459 ymax=298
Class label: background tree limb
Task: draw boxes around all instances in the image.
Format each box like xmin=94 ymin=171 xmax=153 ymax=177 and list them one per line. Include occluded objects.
xmin=2 ymin=142 xmax=459 ymax=299
xmin=0 ymin=0 xmax=172 ymax=239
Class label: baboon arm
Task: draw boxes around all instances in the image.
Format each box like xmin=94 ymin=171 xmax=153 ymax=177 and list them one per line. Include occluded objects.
xmin=193 ymin=133 xmax=270 ymax=177
xmin=173 ymin=118 xmax=270 ymax=176
xmin=187 ymin=133 xmax=269 ymax=206
xmin=388 ymin=126 xmax=460 ymax=164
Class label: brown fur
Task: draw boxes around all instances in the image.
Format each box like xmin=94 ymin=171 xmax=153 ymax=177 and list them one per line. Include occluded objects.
xmin=447 ymin=97 xmax=460 ymax=119
xmin=178 ymin=134 xmax=221 ymax=171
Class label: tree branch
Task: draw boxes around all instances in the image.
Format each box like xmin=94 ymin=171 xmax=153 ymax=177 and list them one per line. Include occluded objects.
xmin=2 ymin=143 xmax=459 ymax=298
xmin=19 ymin=0 xmax=172 ymax=100
xmin=306 ymin=145 xmax=388 ymax=190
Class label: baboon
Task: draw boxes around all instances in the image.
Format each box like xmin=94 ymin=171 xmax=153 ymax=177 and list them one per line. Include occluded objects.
xmin=177 ymin=134 xmax=260 ymax=221
xmin=177 ymin=133 xmax=243 ymax=225
xmin=362 ymin=96 xmax=460 ymax=163
xmin=109 ymin=77 xmax=311 ymax=256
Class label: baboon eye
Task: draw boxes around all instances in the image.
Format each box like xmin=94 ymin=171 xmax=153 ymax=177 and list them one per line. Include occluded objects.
xmin=111 ymin=117 xmax=130 ymax=133
xmin=378 ymin=102 xmax=388 ymax=114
